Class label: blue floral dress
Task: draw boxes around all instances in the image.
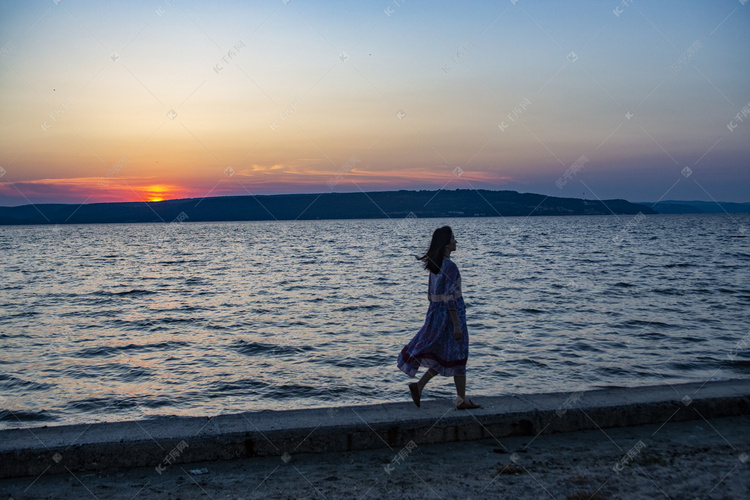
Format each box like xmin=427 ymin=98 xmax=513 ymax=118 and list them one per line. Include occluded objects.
xmin=397 ymin=258 xmax=468 ymax=377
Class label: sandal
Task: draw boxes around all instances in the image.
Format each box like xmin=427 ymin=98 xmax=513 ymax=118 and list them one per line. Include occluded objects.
xmin=408 ymin=383 xmax=421 ymax=408
xmin=456 ymin=398 xmax=481 ymax=410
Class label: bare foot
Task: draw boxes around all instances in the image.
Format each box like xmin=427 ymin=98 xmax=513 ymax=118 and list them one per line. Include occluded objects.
xmin=408 ymin=383 xmax=421 ymax=408
xmin=456 ymin=398 xmax=480 ymax=410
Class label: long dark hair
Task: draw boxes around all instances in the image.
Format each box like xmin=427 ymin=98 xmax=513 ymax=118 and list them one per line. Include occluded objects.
xmin=416 ymin=226 xmax=452 ymax=274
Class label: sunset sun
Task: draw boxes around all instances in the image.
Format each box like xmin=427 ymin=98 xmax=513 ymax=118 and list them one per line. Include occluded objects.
xmin=144 ymin=185 xmax=169 ymax=203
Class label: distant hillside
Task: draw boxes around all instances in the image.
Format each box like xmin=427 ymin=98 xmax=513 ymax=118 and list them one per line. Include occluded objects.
xmin=0 ymin=189 xmax=656 ymax=225
xmin=642 ymin=200 xmax=750 ymax=214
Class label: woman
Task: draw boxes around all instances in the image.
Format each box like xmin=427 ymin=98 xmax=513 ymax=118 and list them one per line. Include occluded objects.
xmin=397 ymin=226 xmax=480 ymax=410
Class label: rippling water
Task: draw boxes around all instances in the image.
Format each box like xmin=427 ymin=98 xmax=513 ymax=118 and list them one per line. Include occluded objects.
xmin=1 ymin=214 xmax=749 ymax=429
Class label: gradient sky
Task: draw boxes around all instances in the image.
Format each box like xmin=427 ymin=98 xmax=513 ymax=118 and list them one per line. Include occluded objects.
xmin=0 ymin=0 xmax=748 ymax=206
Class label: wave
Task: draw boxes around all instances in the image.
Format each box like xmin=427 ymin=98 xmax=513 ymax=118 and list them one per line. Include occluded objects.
xmin=61 ymin=362 xmax=155 ymax=381
xmin=262 ymin=383 xmax=346 ymax=400
xmin=654 ymin=288 xmax=686 ymax=295
xmin=96 ymin=289 xmax=158 ymax=297
xmin=208 ymin=378 xmax=271 ymax=394
xmin=722 ymin=358 xmax=750 ymax=373
xmin=338 ymin=304 xmax=382 ymax=312
xmin=0 ymin=409 xmax=56 ymax=423
xmin=0 ymin=374 xmax=56 ymax=391
xmin=71 ymin=341 xmax=191 ymax=358
xmin=66 ymin=396 xmax=139 ymax=412
xmin=621 ymin=319 xmax=676 ymax=329
xmin=613 ymin=281 xmax=635 ymax=288
xmin=231 ymin=339 xmax=315 ymax=357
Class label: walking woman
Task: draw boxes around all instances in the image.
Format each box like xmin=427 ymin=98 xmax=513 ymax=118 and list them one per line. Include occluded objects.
xmin=397 ymin=226 xmax=480 ymax=410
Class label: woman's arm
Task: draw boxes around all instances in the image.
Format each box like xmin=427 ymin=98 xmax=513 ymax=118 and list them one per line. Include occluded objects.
xmin=444 ymin=262 xmax=463 ymax=340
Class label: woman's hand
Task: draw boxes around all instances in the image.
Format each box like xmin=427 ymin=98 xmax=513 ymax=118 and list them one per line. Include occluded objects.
xmin=452 ymin=324 xmax=463 ymax=340
xmin=449 ymin=309 xmax=462 ymax=340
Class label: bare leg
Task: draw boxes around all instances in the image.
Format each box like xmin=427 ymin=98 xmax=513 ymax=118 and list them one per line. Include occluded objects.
xmin=454 ymin=374 xmax=466 ymax=403
xmin=417 ymin=368 xmax=438 ymax=395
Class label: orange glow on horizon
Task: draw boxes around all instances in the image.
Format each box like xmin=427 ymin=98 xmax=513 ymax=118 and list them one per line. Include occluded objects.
xmin=144 ymin=185 xmax=168 ymax=203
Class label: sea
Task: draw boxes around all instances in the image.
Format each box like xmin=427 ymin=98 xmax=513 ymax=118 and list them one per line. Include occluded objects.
xmin=1 ymin=213 xmax=749 ymax=430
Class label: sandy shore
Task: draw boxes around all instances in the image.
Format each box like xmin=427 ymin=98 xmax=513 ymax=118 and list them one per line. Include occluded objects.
xmin=2 ymin=414 xmax=747 ymax=499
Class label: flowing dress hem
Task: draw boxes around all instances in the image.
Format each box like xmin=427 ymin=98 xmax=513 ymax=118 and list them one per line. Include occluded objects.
xmin=398 ymin=350 xmax=467 ymax=377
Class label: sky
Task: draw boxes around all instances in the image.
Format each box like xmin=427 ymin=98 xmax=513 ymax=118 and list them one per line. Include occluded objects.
xmin=0 ymin=0 xmax=748 ymax=207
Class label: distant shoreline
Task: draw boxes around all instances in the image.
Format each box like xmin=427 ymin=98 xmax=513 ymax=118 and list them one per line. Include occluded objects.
xmin=1 ymin=189 xmax=747 ymax=226
xmin=0 ymin=188 xmax=654 ymax=226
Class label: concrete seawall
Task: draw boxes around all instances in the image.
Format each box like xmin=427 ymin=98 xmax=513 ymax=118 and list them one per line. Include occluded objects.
xmin=1 ymin=379 xmax=748 ymax=479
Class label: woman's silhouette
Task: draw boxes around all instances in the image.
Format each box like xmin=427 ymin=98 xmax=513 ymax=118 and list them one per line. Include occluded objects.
xmin=397 ymin=226 xmax=480 ymax=410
